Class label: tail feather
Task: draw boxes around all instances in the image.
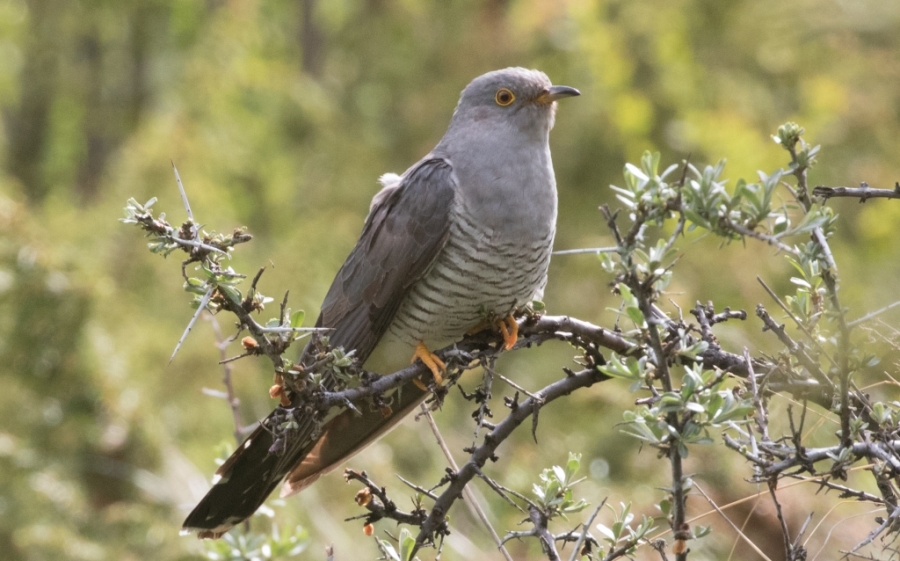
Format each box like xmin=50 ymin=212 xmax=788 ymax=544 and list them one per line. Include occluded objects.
xmin=182 ymin=381 xmax=429 ymax=538
xmin=181 ymin=419 xmax=287 ymax=537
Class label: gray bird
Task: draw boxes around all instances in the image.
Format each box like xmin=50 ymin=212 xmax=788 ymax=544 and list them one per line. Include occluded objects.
xmin=183 ymin=67 xmax=579 ymax=538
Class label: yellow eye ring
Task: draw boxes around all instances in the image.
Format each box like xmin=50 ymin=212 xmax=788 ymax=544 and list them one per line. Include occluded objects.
xmin=495 ymin=88 xmax=515 ymax=106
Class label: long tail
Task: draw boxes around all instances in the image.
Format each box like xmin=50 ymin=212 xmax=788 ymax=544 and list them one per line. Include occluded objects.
xmin=182 ymin=382 xmax=429 ymax=538
xmin=181 ymin=415 xmax=290 ymax=538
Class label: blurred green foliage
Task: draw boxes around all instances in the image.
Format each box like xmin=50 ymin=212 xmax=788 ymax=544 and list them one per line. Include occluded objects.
xmin=1 ymin=0 xmax=900 ymax=559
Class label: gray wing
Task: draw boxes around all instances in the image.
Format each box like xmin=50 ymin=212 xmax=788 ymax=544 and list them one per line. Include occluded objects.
xmin=310 ymin=156 xmax=456 ymax=363
xmin=183 ymin=157 xmax=456 ymax=536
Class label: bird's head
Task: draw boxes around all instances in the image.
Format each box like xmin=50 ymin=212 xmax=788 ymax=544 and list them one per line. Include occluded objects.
xmin=446 ymin=67 xmax=580 ymax=139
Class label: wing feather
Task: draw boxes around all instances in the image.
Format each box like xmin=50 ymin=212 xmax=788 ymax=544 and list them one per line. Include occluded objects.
xmin=312 ymin=157 xmax=456 ymax=362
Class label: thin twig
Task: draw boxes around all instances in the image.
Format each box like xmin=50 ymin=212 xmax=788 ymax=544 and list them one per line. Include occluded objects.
xmin=396 ymin=475 xmax=439 ymax=501
xmin=792 ymin=511 xmax=814 ymax=551
xmin=694 ymin=484 xmax=773 ymax=561
xmin=744 ymin=348 xmax=766 ymax=481
xmin=170 ymin=287 xmax=213 ymax=363
xmin=256 ymin=326 xmax=323 ymax=334
xmin=567 ymin=501 xmax=606 ymax=561
xmin=848 ymin=504 xmax=900 ymax=554
xmin=795 ymin=474 xmax=882 ymax=505
xmin=768 ymin=478 xmax=795 ymax=560
xmin=848 ymin=299 xmax=900 ymax=328
xmin=205 ymin=313 xmax=250 ymax=442
xmin=755 ymin=301 xmax=835 ymax=392
xmin=496 ymin=372 xmax=540 ymax=401
xmin=169 ymin=235 xmax=228 ymax=255
xmin=473 ymin=468 xmax=527 ymax=512
xmin=812 ymin=183 xmax=900 ymax=201
xmin=172 ymin=162 xmax=194 ymax=222
xmin=726 ymin=221 xmax=800 ymax=256
xmin=420 ymin=405 xmax=513 ymax=561
xmin=553 ymin=247 xmax=618 ymax=255
xmin=756 ymin=276 xmax=839 ymax=372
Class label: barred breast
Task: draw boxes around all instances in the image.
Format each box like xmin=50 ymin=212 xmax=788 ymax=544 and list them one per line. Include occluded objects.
xmin=384 ymin=198 xmax=554 ymax=352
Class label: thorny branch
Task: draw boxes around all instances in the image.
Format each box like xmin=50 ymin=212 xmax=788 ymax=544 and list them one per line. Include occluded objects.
xmin=126 ymin=131 xmax=900 ymax=558
xmin=121 ymin=189 xmax=322 ymax=390
xmin=343 ymin=469 xmax=428 ymax=527
xmin=269 ymin=297 xmax=875 ymax=555
xmin=284 ymin=311 xmax=845 ymax=426
xmin=412 ymin=367 xmax=607 ymax=552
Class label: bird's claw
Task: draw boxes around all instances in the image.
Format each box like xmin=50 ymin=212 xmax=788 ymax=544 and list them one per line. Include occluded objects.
xmin=412 ymin=341 xmax=446 ymax=388
xmin=498 ymin=314 xmax=519 ymax=350
xmin=466 ymin=313 xmax=519 ymax=350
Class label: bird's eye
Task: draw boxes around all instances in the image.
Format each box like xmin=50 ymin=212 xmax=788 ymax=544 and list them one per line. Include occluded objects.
xmin=495 ymin=88 xmax=515 ymax=107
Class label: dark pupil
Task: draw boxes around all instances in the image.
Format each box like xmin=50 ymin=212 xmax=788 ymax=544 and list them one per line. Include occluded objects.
xmin=499 ymin=91 xmax=510 ymax=102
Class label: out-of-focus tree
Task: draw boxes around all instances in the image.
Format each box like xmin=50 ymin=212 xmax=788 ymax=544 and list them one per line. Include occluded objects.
xmin=2 ymin=0 xmax=900 ymax=559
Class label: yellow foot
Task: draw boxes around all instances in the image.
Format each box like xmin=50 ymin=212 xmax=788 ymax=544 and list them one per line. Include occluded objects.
xmin=411 ymin=341 xmax=446 ymax=388
xmin=498 ymin=315 xmax=519 ymax=350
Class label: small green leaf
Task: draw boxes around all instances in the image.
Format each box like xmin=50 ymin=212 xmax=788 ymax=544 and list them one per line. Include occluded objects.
xmin=398 ymin=528 xmax=416 ymax=561
xmin=625 ymin=305 xmax=645 ymax=326
xmin=657 ymin=498 xmax=671 ymax=516
xmin=290 ymin=310 xmax=306 ymax=328
xmin=553 ymin=465 xmax=567 ymax=485
xmin=566 ymin=452 xmax=581 ymax=478
xmin=218 ymin=284 xmax=242 ymax=305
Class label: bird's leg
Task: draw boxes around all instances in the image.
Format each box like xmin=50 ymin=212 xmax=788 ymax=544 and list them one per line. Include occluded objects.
xmin=498 ymin=315 xmax=519 ymax=350
xmin=411 ymin=341 xmax=446 ymax=389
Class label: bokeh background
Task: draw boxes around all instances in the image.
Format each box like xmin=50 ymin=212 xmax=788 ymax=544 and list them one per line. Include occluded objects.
xmin=2 ymin=0 xmax=900 ymax=559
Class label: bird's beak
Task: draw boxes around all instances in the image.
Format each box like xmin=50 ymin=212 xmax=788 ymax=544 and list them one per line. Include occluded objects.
xmin=536 ymin=85 xmax=581 ymax=104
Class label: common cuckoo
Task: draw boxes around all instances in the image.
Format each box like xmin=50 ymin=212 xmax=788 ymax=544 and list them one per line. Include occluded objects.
xmin=183 ymin=67 xmax=579 ymax=537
